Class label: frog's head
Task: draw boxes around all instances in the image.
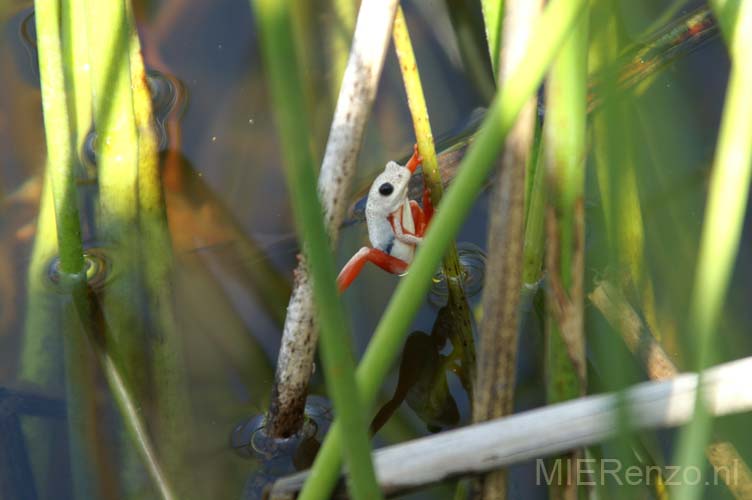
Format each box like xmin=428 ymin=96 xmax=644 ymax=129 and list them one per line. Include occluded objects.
xmin=365 ymin=161 xmax=411 ymax=218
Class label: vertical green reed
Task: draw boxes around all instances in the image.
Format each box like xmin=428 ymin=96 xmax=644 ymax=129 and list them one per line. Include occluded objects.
xmin=445 ymin=0 xmax=496 ymax=102
xmin=480 ymin=0 xmax=504 ymax=77
xmin=673 ymin=2 xmax=751 ymax=499
xmin=522 ymin=141 xmax=545 ymax=285
xmin=82 ymin=0 xmax=148 ymax=403
xmin=78 ymin=0 xmax=194 ymax=496
xmin=544 ymin=12 xmax=587 ymax=294
xmin=297 ymin=0 xmax=587 ymax=496
xmin=29 ymin=1 xmax=108 ymax=498
xmin=542 ymin=7 xmax=588 ymax=499
xmin=36 ymin=2 xmax=83 ymax=274
xmin=251 ymin=1 xmax=381 ymax=499
xmin=19 ymin=179 xmax=66 ymax=500
xmin=30 ymin=0 xmax=188 ymax=498
xmin=125 ymin=1 xmax=195 ymax=492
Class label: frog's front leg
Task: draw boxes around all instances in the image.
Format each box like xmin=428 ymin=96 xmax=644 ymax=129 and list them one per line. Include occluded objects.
xmin=336 ymin=247 xmax=409 ymax=292
xmin=391 ymin=213 xmax=423 ymax=246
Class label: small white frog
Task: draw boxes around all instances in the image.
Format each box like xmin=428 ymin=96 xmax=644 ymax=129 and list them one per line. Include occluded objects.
xmin=337 ymin=146 xmax=432 ymax=292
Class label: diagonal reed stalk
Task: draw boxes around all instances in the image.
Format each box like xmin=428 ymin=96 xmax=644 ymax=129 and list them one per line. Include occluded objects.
xmin=673 ymin=2 xmax=752 ymax=499
xmin=252 ymin=1 xmax=381 ymax=498
xmin=391 ymin=5 xmax=477 ymax=401
xmin=293 ymin=0 xmax=588 ymax=497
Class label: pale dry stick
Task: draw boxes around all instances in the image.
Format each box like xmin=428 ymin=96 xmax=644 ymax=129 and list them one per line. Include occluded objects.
xmin=267 ymin=0 xmax=400 ymax=438
xmin=589 ymin=280 xmax=752 ymax=499
xmin=270 ymin=355 xmax=752 ymax=498
xmin=473 ymin=0 xmax=541 ymax=498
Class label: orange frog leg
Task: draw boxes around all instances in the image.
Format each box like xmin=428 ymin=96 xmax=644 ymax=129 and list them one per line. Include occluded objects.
xmin=336 ymin=247 xmax=409 ymax=292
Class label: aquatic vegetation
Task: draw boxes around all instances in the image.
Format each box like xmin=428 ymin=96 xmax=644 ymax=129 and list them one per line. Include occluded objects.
xmin=2 ymin=0 xmax=752 ymax=499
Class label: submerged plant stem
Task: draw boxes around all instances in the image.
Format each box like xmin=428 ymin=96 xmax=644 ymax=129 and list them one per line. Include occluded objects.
xmin=70 ymin=287 xmax=178 ymax=500
xmin=33 ymin=1 xmax=113 ymax=497
xmin=33 ymin=1 xmax=177 ymax=497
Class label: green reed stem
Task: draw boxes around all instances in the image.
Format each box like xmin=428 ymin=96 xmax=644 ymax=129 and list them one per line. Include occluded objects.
xmin=673 ymin=3 xmax=752 ymax=499
xmin=445 ymin=0 xmax=495 ymax=102
xmin=83 ymin=0 xmax=149 ymax=414
xmin=543 ymin=10 xmax=588 ymax=499
xmin=124 ymin=1 xmax=195 ymax=493
xmin=392 ymin=5 xmax=477 ymax=398
xmin=35 ymin=1 xmax=184 ymax=497
xmin=522 ymin=143 xmax=545 ymax=285
xmin=35 ymin=1 xmax=84 ymax=272
xmin=19 ymin=179 xmax=66 ymax=500
xmin=480 ymin=0 xmax=504 ymax=77
xmin=67 ymin=286 xmax=178 ymax=500
xmin=543 ymin=4 xmax=588 ymax=402
xmin=710 ymin=0 xmax=741 ymax=45
xmin=32 ymin=2 xmax=110 ymax=498
xmin=296 ymin=0 xmax=587 ymax=497
xmin=251 ymin=1 xmax=380 ymax=499
xmin=544 ymin=9 xmax=587 ymax=293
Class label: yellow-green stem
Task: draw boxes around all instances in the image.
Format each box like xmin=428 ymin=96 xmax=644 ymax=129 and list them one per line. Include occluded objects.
xmin=392 ymin=5 xmax=476 ymax=398
xmin=33 ymin=1 xmax=109 ymax=497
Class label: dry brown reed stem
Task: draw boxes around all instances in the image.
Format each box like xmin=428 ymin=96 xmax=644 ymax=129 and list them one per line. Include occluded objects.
xmin=267 ymin=0 xmax=400 ymax=438
xmin=472 ymin=1 xmax=542 ymax=498
xmin=590 ymin=280 xmax=752 ymax=499
xmin=544 ymin=202 xmax=587 ymax=388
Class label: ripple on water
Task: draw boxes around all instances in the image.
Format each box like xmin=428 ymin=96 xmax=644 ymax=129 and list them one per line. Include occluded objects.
xmin=428 ymin=242 xmax=487 ymax=307
xmin=47 ymin=246 xmax=114 ymax=292
xmin=231 ymin=396 xmax=332 ymax=498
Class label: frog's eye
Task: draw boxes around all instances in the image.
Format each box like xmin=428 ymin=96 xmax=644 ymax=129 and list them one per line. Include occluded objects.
xmin=379 ymin=183 xmax=394 ymax=196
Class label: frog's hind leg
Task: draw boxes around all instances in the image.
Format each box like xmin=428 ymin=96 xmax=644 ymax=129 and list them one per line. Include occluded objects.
xmin=409 ymin=186 xmax=433 ymax=237
xmin=337 ymin=247 xmax=409 ymax=292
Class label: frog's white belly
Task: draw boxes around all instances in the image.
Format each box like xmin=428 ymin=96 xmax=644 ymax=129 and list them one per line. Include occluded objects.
xmin=367 ymin=200 xmax=416 ymax=264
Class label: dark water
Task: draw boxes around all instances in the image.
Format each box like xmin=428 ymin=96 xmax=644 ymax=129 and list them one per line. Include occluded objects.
xmin=0 ymin=0 xmax=748 ymax=499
